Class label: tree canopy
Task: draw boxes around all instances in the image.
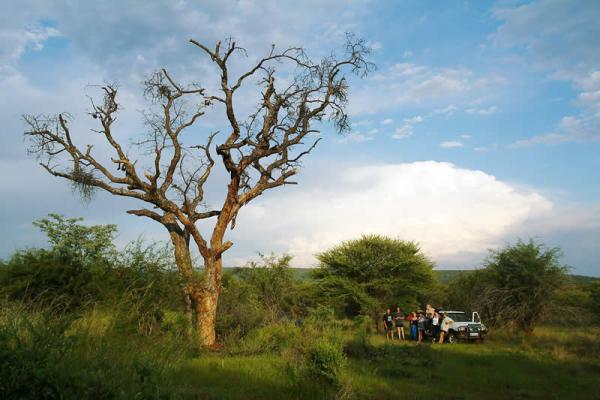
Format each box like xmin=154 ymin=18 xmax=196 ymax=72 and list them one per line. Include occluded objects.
xmin=447 ymin=239 xmax=567 ymax=332
xmin=312 ymin=235 xmax=435 ymax=317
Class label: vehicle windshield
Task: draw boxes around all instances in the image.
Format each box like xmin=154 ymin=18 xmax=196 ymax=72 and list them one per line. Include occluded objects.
xmin=447 ymin=312 xmax=470 ymax=322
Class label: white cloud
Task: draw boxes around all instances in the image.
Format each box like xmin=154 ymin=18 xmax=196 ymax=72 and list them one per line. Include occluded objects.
xmin=349 ymin=62 xmax=499 ymax=115
xmin=380 ymin=118 xmax=393 ymax=125
xmin=404 ymin=115 xmax=424 ymax=124
xmin=338 ymin=132 xmax=373 ymax=144
xmin=433 ymin=104 xmax=458 ymax=116
xmin=392 ymin=125 xmax=413 ymax=139
xmin=390 ymin=115 xmax=424 ymax=140
xmin=232 ymin=161 xmax=554 ymax=267
xmin=465 ymin=105 xmax=498 ymax=115
xmin=440 ymin=141 xmax=463 ymax=148
xmin=460 ymin=134 xmax=472 ymax=139
xmin=473 ymin=146 xmax=489 ymax=152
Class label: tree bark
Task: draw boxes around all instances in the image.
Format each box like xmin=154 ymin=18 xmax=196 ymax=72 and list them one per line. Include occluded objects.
xmin=192 ymin=256 xmax=222 ymax=348
xmin=168 ymin=221 xmax=222 ymax=348
xmin=167 ymin=223 xmax=202 ymax=341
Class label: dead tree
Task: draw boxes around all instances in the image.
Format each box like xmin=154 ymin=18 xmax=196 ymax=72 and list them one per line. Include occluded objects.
xmin=23 ymin=35 xmax=373 ymax=348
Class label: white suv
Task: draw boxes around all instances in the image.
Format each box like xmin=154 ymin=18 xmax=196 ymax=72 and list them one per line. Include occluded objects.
xmin=440 ymin=310 xmax=487 ymax=343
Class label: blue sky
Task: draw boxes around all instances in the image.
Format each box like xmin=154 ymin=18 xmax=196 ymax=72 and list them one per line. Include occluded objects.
xmin=1 ymin=0 xmax=599 ymax=276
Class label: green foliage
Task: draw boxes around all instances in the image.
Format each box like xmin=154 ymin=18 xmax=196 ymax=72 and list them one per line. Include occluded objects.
xmin=485 ymin=239 xmax=567 ymax=332
xmin=0 ymin=303 xmax=183 ymax=400
xmin=33 ymin=214 xmax=117 ymax=264
xmin=217 ymin=272 xmax=267 ymax=338
xmin=0 ymin=215 xmax=186 ymax=335
xmin=226 ymin=321 xmax=300 ymax=355
xmin=312 ymin=235 xmax=435 ymax=318
xmin=304 ymin=339 xmax=347 ymax=386
xmin=217 ymin=254 xmax=306 ymax=340
xmin=447 ymin=239 xmax=567 ymax=332
xmin=236 ymin=253 xmax=296 ymax=321
xmin=0 ymin=249 xmax=100 ymax=310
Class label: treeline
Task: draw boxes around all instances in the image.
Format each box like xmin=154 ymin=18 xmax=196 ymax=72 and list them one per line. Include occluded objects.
xmin=2 ymin=215 xmax=599 ymax=337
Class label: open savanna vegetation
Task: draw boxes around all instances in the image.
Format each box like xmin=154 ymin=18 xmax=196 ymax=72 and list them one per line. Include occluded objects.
xmin=1 ymin=215 xmax=599 ymax=399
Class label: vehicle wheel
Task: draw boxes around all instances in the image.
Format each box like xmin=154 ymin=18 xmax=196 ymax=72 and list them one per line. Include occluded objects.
xmin=447 ymin=331 xmax=457 ymax=344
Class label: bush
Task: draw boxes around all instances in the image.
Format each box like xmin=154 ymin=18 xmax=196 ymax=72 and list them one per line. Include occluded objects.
xmin=225 ymin=321 xmax=300 ymax=355
xmin=446 ymin=239 xmax=567 ymax=333
xmin=0 ymin=303 xmax=184 ymax=399
xmin=0 ymin=223 xmax=186 ymax=336
xmin=304 ymin=339 xmax=347 ymax=386
xmin=0 ymin=249 xmax=102 ymax=311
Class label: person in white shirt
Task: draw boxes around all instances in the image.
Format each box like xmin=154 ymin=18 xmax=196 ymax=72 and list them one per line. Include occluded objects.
xmin=439 ymin=312 xmax=454 ymax=344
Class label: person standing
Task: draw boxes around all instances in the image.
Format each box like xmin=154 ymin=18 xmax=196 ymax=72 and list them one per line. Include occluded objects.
xmin=394 ymin=306 xmax=405 ymax=340
xmin=417 ymin=312 xmax=426 ymax=343
xmin=383 ymin=308 xmax=394 ymax=340
xmin=431 ymin=310 xmax=441 ymax=343
xmin=409 ymin=311 xmax=418 ymax=341
xmin=439 ymin=312 xmax=454 ymax=344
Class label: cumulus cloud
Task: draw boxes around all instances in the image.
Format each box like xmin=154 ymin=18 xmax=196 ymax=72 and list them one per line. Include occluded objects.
xmin=231 ymin=161 xmax=554 ymax=267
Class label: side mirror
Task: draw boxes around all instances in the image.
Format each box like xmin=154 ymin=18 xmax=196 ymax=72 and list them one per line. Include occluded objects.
xmin=472 ymin=312 xmax=481 ymax=323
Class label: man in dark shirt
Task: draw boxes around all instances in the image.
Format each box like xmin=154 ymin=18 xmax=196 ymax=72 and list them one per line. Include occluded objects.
xmin=383 ymin=308 xmax=394 ymax=340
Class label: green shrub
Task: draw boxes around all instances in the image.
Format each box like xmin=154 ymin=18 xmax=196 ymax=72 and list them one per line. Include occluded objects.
xmin=226 ymin=321 xmax=300 ymax=355
xmin=0 ymin=303 xmax=183 ymax=399
xmin=0 ymin=249 xmax=101 ymax=311
xmin=304 ymin=339 xmax=347 ymax=386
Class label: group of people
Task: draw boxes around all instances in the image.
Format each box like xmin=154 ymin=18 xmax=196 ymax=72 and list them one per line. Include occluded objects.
xmin=382 ymin=304 xmax=454 ymax=344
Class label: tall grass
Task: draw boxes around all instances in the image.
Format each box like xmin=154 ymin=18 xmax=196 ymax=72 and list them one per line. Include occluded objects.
xmin=2 ymin=298 xmax=599 ymax=400
xmin=0 ymin=302 xmax=189 ymax=400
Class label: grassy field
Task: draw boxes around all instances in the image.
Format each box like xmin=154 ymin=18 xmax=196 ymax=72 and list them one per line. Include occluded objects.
xmin=162 ymin=326 xmax=600 ymax=400
xmin=2 ymin=303 xmax=599 ymax=399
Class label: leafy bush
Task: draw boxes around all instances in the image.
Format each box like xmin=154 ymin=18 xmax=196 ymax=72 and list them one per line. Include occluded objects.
xmin=0 ymin=215 xmax=187 ymax=335
xmin=447 ymin=239 xmax=567 ymax=332
xmin=0 ymin=249 xmax=102 ymax=311
xmin=0 ymin=303 xmax=183 ymax=399
xmin=312 ymin=235 xmax=435 ymax=318
xmin=304 ymin=339 xmax=347 ymax=386
xmin=225 ymin=321 xmax=300 ymax=355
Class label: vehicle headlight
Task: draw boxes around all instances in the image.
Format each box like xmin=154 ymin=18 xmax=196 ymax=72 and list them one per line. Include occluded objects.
xmin=481 ymin=324 xmax=487 ymax=331
xmin=458 ymin=326 xmax=466 ymax=331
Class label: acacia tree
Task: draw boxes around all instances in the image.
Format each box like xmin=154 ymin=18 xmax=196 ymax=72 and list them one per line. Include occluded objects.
xmin=23 ymin=36 xmax=372 ymax=347
xmin=312 ymin=235 xmax=435 ymax=318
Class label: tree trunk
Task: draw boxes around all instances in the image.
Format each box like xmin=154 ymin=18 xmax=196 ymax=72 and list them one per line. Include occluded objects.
xmin=166 ymin=212 xmax=224 ymax=349
xmin=191 ymin=285 xmax=219 ymax=348
xmin=168 ymin=227 xmax=200 ymax=340
xmin=192 ymin=257 xmax=222 ymax=349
